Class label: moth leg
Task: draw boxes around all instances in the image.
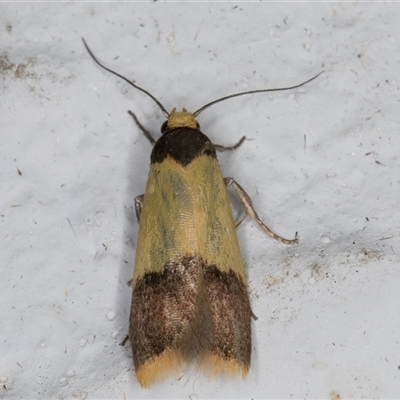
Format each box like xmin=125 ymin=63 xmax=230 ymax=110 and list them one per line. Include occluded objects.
xmin=120 ymin=335 xmax=129 ymax=346
xmin=235 ymin=213 xmax=247 ymax=229
xmin=224 ymin=177 xmax=298 ymax=245
xmin=134 ymin=194 xmax=144 ymax=223
xmin=125 ymin=194 xmax=144 ymax=339
xmin=128 ymin=110 xmax=156 ymax=146
xmin=214 ymin=136 xmax=246 ymax=152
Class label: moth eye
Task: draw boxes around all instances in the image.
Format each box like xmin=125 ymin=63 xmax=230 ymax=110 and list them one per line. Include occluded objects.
xmin=197 ymin=122 xmax=200 ymax=130
xmin=161 ymin=121 xmax=168 ymax=133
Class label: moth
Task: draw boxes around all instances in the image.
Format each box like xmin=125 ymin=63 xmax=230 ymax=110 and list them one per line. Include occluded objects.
xmin=83 ymin=38 xmax=322 ymax=387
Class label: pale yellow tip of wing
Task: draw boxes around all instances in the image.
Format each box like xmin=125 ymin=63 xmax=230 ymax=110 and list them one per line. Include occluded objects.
xmin=136 ymin=350 xmax=248 ymax=387
xmin=197 ymin=353 xmax=249 ymax=379
xmin=135 ymin=348 xmax=183 ymax=388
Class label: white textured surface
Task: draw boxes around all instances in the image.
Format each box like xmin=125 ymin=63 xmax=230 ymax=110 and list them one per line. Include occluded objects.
xmin=1 ymin=3 xmax=399 ymax=399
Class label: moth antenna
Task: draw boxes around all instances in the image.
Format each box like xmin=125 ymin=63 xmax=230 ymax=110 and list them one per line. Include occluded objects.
xmin=193 ymin=70 xmax=325 ymax=117
xmin=82 ymin=38 xmax=170 ymax=118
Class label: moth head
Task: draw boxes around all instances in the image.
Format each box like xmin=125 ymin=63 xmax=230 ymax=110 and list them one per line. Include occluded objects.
xmin=161 ymin=108 xmax=200 ymax=133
